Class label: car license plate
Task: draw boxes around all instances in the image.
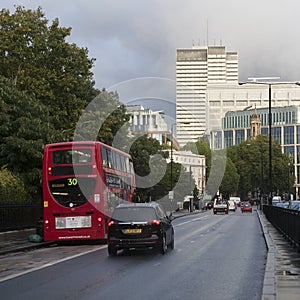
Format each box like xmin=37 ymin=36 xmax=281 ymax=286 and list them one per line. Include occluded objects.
xmin=125 ymin=228 xmax=142 ymax=234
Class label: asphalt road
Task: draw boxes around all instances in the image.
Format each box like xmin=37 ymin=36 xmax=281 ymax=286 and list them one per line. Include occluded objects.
xmin=0 ymin=208 xmax=267 ymax=300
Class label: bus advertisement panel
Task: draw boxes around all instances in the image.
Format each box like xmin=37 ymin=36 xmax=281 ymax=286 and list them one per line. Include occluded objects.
xmin=42 ymin=141 xmax=135 ymax=242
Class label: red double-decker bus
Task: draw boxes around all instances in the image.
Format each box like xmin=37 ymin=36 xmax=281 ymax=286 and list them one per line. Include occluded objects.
xmin=42 ymin=141 xmax=136 ymax=242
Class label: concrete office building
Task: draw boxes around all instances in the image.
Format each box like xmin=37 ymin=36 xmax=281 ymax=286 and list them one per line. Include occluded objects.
xmin=127 ymin=105 xmax=173 ymax=145
xmin=176 ymin=45 xmax=238 ymax=147
xmin=176 ymin=45 xmax=300 ymax=148
xmin=165 ymin=150 xmax=206 ymax=195
xmin=207 ymin=83 xmax=300 ymax=134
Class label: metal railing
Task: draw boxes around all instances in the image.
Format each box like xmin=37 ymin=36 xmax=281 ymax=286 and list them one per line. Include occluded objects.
xmin=263 ymin=205 xmax=300 ymax=249
xmin=0 ymin=203 xmax=42 ymax=232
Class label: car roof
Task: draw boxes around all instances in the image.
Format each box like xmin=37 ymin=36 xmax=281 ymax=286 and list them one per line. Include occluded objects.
xmin=115 ymin=202 xmax=161 ymax=209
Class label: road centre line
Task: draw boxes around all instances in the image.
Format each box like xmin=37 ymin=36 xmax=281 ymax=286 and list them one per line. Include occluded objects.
xmin=174 ymin=215 xmax=208 ymax=227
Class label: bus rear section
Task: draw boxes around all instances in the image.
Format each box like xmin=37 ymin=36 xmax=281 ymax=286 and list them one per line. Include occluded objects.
xmin=43 ymin=142 xmax=107 ymax=242
xmin=43 ymin=142 xmax=136 ymax=242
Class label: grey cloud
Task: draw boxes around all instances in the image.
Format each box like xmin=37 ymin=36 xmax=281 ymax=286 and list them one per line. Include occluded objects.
xmin=2 ymin=0 xmax=300 ymax=88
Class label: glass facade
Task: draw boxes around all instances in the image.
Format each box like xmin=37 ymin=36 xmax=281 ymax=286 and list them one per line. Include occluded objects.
xmin=284 ymin=146 xmax=294 ymax=162
xmin=272 ymin=127 xmax=282 ymax=144
xmin=212 ymin=105 xmax=300 ymax=197
xmin=235 ymin=130 xmax=245 ymax=145
xmin=284 ymin=126 xmax=294 ymax=145
xmin=224 ymin=131 xmax=233 ymax=148
xmin=261 ymin=128 xmax=268 ymax=135
xmin=297 ymin=146 xmax=300 ymax=166
xmin=297 ymin=126 xmax=300 ymax=144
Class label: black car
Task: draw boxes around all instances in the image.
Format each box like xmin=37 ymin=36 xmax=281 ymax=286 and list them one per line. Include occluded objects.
xmin=107 ymin=202 xmax=174 ymax=256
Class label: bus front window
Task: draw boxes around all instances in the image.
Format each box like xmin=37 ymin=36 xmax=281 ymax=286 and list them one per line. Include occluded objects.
xmin=52 ymin=149 xmax=92 ymax=164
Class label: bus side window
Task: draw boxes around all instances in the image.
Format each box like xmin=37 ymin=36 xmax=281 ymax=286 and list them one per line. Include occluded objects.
xmin=129 ymin=159 xmax=134 ymax=174
xmin=102 ymin=148 xmax=108 ymax=167
xmin=107 ymin=149 xmax=112 ymax=169
xmin=125 ymin=157 xmax=130 ymax=173
xmin=116 ymin=153 xmax=122 ymax=171
xmin=111 ymin=151 xmax=116 ymax=170
xmin=120 ymin=155 xmax=125 ymax=172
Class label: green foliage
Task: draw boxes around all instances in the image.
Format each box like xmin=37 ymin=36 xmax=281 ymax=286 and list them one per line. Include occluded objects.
xmin=75 ymin=89 xmax=130 ymax=147
xmin=0 ymin=168 xmax=31 ymax=203
xmin=0 ymin=77 xmax=61 ymax=197
xmin=227 ymin=135 xmax=294 ymax=198
xmin=129 ymin=135 xmax=196 ymax=202
xmin=219 ymin=157 xmax=239 ymax=198
xmin=130 ymin=135 xmax=161 ymax=177
xmin=0 ymin=6 xmax=98 ymax=137
xmin=0 ymin=6 xmax=101 ymax=202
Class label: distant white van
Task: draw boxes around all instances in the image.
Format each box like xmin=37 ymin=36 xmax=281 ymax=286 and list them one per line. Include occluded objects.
xmin=229 ymin=197 xmax=241 ymax=206
xmin=272 ymin=196 xmax=282 ymax=206
xmin=228 ymin=200 xmax=237 ymax=211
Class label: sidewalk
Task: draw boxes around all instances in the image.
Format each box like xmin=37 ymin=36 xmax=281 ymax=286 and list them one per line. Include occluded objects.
xmin=0 ymin=229 xmax=51 ymax=255
xmin=257 ymin=210 xmax=300 ymax=300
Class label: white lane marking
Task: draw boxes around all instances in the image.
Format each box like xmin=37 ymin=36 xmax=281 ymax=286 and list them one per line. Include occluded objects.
xmin=174 ymin=215 xmax=209 ymax=227
xmin=0 ymin=245 xmax=107 ymax=283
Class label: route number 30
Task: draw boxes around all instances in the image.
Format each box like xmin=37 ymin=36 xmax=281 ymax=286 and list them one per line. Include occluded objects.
xmin=67 ymin=178 xmax=78 ymax=186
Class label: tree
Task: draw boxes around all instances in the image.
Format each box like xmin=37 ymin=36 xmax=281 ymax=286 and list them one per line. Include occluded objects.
xmin=227 ymin=135 xmax=294 ymax=199
xmin=0 ymin=6 xmax=98 ymax=138
xmin=0 ymin=77 xmax=60 ymax=198
xmin=73 ymin=89 xmax=130 ymax=148
xmin=129 ymin=135 xmax=166 ymax=201
xmin=0 ymin=168 xmax=31 ymax=203
xmin=219 ymin=157 xmax=239 ymax=198
xmin=0 ymin=7 xmax=131 ymax=201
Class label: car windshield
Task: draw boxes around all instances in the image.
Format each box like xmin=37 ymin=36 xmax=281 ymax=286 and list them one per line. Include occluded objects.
xmin=112 ymin=207 xmax=157 ymax=222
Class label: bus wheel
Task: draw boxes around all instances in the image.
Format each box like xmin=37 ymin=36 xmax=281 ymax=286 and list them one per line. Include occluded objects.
xmin=108 ymin=245 xmax=117 ymax=256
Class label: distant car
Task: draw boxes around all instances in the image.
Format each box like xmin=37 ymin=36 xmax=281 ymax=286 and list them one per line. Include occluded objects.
xmin=206 ymin=201 xmax=213 ymax=210
xmin=241 ymin=202 xmax=252 ymax=213
xmin=290 ymin=201 xmax=300 ymax=211
xmin=107 ymin=202 xmax=174 ymax=256
xmin=276 ymin=202 xmax=289 ymax=209
xmin=228 ymin=200 xmax=237 ymax=212
xmin=213 ymin=198 xmax=228 ymax=214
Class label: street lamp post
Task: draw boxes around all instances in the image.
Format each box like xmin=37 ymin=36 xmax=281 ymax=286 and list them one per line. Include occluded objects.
xmin=240 ymin=77 xmax=280 ymax=204
xmin=170 ymin=124 xmax=175 ymax=191
xmin=268 ymin=83 xmax=273 ymax=204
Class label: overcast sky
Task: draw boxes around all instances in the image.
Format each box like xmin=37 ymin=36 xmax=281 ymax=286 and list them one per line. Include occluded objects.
xmin=2 ymin=1 xmax=300 ymax=99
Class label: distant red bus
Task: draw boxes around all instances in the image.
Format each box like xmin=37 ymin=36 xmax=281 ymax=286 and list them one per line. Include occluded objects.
xmin=42 ymin=141 xmax=136 ymax=242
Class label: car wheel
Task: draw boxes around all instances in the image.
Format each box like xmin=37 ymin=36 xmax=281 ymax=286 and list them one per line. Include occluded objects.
xmin=160 ymin=235 xmax=167 ymax=254
xmin=108 ymin=245 xmax=117 ymax=256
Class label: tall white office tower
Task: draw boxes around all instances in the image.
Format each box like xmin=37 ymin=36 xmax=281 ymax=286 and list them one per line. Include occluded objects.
xmin=176 ymin=46 xmax=238 ymax=147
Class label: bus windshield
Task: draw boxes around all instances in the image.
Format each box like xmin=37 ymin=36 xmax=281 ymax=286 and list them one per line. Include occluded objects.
xmin=52 ymin=149 xmax=92 ymax=164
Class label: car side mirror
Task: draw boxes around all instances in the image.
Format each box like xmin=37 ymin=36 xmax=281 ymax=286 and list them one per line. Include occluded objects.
xmin=167 ymin=213 xmax=174 ymax=221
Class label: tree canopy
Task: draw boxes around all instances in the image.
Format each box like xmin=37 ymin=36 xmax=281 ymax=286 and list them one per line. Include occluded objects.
xmin=0 ymin=6 xmax=129 ymax=201
xmin=227 ymin=135 xmax=294 ymax=199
